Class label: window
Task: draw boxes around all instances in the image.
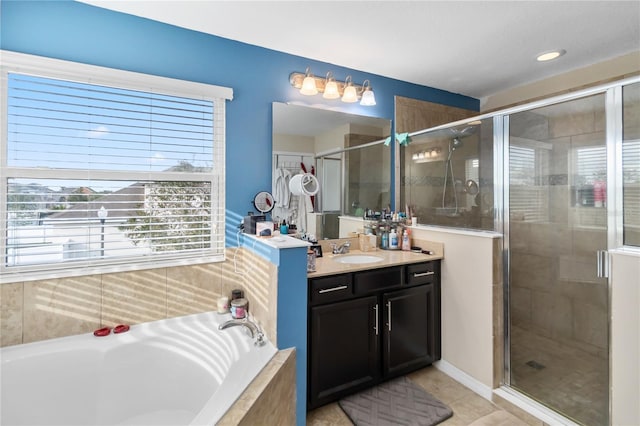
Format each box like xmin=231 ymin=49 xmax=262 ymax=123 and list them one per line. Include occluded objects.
xmin=1 ymin=51 xmax=232 ymax=282
xmin=623 ymin=82 xmax=640 ymax=247
xmin=622 ymin=140 xmax=640 ymax=245
xmin=509 ymin=144 xmax=549 ymax=222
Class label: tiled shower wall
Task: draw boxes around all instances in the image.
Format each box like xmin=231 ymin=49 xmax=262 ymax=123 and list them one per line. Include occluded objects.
xmin=0 ymin=247 xmax=278 ymax=348
xmin=509 ymin=102 xmax=609 ymax=358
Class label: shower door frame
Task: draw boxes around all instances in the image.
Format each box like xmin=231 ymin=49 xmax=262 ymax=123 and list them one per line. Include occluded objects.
xmin=496 ymin=76 xmax=639 ymax=425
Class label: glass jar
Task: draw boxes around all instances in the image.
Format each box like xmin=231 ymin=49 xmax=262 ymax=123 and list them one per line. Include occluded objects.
xmin=230 ymin=298 xmax=248 ymax=319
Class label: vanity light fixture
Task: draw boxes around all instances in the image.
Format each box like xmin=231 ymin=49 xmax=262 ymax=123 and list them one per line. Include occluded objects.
xmin=413 ymin=148 xmax=442 ymax=163
xmin=289 ymin=69 xmax=377 ymax=106
xmin=536 ymin=49 xmax=566 ymax=62
xmin=360 ymin=80 xmax=376 ymax=106
xmin=300 ymin=67 xmax=319 ymax=95
xmin=322 ymin=72 xmax=340 ymax=99
xmin=341 ymin=76 xmax=358 ymax=103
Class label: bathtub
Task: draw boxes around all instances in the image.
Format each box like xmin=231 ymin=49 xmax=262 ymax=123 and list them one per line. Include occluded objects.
xmin=0 ymin=311 xmax=277 ymax=426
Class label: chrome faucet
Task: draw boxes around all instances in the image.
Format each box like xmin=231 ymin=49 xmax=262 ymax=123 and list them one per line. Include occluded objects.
xmin=219 ymin=317 xmax=265 ymax=346
xmin=331 ymin=241 xmax=351 ymax=254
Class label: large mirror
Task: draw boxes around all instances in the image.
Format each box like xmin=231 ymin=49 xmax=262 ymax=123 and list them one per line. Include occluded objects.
xmin=272 ymin=103 xmax=391 ymax=239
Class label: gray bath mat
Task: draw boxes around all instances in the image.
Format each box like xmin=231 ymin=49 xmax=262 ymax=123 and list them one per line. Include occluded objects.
xmin=338 ymin=376 xmax=453 ymax=426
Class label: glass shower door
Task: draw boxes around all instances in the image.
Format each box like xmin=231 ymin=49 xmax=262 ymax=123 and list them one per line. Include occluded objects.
xmin=507 ymin=93 xmax=609 ymax=425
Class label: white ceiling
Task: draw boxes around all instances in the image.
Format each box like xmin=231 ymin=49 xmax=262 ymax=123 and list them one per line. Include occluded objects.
xmin=80 ymin=1 xmax=640 ymax=101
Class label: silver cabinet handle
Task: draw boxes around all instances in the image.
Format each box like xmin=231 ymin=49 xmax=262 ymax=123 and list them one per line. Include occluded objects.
xmin=386 ymin=301 xmax=392 ymax=332
xmin=318 ymin=285 xmax=348 ymax=294
xmin=374 ymin=304 xmax=379 ymax=336
xmin=413 ymin=271 xmax=434 ymax=277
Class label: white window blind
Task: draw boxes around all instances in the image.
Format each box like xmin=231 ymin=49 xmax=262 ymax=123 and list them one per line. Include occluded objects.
xmin=1 ymin=52 xmax=230 ymax=280
xmin=576 ymin=146 xmax=606 ymax=184
xmin=623 ymin=140 xmax=640 ymax=243
xmin=465 ymin=158 xmax=479 ymax=183
xmin=509 ymin=145 xmax=549 ymax=222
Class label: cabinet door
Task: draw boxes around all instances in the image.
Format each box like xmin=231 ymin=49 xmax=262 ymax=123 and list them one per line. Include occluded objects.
xmin=383 ymin=284 xmax=435 ymax=378
xmin=308 ymin=295 xmax=379 ymax=409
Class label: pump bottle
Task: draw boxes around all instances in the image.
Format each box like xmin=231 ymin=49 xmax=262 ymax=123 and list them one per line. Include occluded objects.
xmin=389 ymin=229 xmax=398 ymax=250
xmin=402 ymin=229 xmax=411 ymax=251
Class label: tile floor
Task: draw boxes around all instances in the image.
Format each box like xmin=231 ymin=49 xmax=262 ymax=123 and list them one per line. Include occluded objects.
xmin=509 ymin=325 xmax=608 ymax=426
xmin=306 ymin=366 xmax=545 ymax=426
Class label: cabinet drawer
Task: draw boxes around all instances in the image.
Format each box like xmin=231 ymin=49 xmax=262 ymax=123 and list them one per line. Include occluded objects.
xmin=353 ymin=266 xmax=403 ymax=295
xmin=406 ymin=262 xmax=437 ymax=285
xmin=309 ymin=274 xmax=353 ymax=305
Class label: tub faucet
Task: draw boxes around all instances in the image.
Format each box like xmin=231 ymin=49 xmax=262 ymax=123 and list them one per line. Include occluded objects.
xmin=219 ymin=318 xmax=265 ymax=346
xmin=331 ymin=241 xmax=351 ymax=254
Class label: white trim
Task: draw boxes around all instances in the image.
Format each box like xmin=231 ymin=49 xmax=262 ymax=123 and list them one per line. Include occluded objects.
xmin=409 ymin=75 xmax=640 ymax=140
xmin=433 ymin=360 xmax=493 ymax=400
xmin=411 ymin=225 xmax=502 ymax=239
xmin=434 ymin=360 xmax=580 ymax=426
xmin=0 ymin=50 xmax=228 ymax=280
xmin=609 ymin=247 xmax=640 ymax=257
xmin=493 ymin=387 xmax=581 ymax=426
xmin=0 ymin=50 xmax=233 ymax=100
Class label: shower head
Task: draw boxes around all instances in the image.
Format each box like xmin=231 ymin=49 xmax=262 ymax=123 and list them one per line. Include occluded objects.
xmin=449 ymin=125 xmax=477 ymax=138
xmin=451 ymin=137 xmax=463 ymax=150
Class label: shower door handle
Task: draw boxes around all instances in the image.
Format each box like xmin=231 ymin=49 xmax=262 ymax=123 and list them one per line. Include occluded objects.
xmin=596 ymin=250 xmax=609 ymax=278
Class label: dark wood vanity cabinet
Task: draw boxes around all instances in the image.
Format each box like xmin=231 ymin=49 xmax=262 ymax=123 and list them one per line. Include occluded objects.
xmin=308 ymin=295 xmax=380 ymax=408
xmin=307 ymin=261 xmax=441 ymax=410
xmin=383 ymin=284 xmax=437 ymax=377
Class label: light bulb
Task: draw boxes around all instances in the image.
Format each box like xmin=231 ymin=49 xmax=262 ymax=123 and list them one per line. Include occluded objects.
xmin=300 ymin=75 xmax=318 ymax=95
xmin=360 ymin=88 xmax=376 ymax=106
xmin=342 ymin=85 xmax=358 ymax=103
xmin=323 ymin=80 xmax=340 ymax=99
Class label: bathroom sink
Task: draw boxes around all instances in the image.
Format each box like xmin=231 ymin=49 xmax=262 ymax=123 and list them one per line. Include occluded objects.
xmin=332 ymin=255 xmax=384 ymax=264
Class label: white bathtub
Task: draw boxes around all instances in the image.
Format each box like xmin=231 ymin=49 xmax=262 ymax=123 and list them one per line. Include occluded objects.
xmin=0 ymin=311 xmax=277 ymax=426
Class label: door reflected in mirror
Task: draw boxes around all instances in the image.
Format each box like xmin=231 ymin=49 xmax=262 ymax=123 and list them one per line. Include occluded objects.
xmin=272 ymin=103 xmax=391 ymax=239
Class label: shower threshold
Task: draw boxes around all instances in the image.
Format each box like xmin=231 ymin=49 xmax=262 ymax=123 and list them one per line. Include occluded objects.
xmin=493 ymin=386 xmax=582 ymax=426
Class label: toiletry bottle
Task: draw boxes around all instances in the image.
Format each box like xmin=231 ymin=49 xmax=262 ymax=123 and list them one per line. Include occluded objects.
xmin=381 ymin=230 xmax=389 ymax=249
xmin=307 ymin=249 xmax=316 ymax=272
xmin=389 ymin=229 xmax=398 ymax=250
xmin=402 ymin=229 xmax=411 ymax=251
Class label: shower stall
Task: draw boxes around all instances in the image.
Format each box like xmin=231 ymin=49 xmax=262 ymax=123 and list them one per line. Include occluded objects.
xmin=401 ymin=118 xmax=494 ymax=230
xmin=505 ymin=92 xmax=610 ymax=426
xmin=400 ymin=77 xmax=640 ymax=425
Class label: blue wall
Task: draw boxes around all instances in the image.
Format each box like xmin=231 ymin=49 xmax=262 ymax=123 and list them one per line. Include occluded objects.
xmin=237 ymin=235 xmax=309 ymax=425
xmin=1 ymin=1 xmax=479 ymax=423
xmin=1 ymin=0 xmax=478 ymax=233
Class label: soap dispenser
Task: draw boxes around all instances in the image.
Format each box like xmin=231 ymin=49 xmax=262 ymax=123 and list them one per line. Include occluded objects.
xmin=389 ymin=228 xmax=398 ymax=250
xmin=402 ymin=229 xmax=411 ymax=251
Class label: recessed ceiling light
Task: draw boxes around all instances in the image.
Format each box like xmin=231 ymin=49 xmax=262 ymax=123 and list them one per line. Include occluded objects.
xmin=536 ymin=49 xmax=566 ymax=62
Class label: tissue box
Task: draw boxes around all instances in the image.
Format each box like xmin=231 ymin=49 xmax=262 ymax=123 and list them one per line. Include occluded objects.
xmin=256 ymin=221 xmax=274 ymax=237
xmin=359 ymin=234 xmax=377 ymax=252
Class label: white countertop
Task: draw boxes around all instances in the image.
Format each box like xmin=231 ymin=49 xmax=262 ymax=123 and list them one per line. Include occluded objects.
xmin=244 ymin=233 xmax=311 ymax=249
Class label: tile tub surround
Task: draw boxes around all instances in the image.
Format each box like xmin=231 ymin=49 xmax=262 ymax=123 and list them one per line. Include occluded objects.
xmin=0 ymin=247 xmax=277 ymax=347
xmin=219 ymin=348 xmax=296 ymax=425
